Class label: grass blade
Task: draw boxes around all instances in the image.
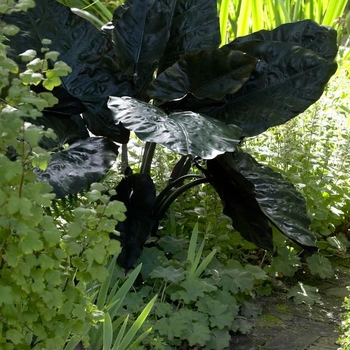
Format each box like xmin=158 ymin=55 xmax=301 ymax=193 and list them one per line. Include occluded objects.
xmin=187 ymin=223 xmax=198 ymax=265
xmin=129 ymin=327 xmax=153 ymax=348
xmin=194 ymin=249 xmax=217 ymax=279
xmin=112 ymin=315 xmax=129 ymax=350
xmin=97 ymin=254 xmax=117 ymax=310
xmin=108 ymin=263 xmax=142 ymax=319
xmin=236 ymin=0 xmax=251 ymax=37
xmin=102 ymin=312 xmax=113 ymax=350
xmin=322 ymin=0 xmax=347 ymax=26
xmin=117 ymin=294 xmax=157 ymax=350
xmin=219 ymin=0 xmax=230 ymax=46
xmin=190 ymin=239 xmax=205 ymax=278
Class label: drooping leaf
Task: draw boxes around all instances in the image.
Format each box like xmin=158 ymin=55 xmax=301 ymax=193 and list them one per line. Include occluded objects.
xmin=35 ymin=137 xmax=118 ymax=198
xmin=210 ymin=40 xmax=337 ymax=136
xmin=206 ymin=153 xmax=273 ymax=251
xmin=231 ymin=19 xmax=338 ymax=62
xmin=158 ymin=0 xmax=221 ymax=72
xmin=4 ymin=0 xmax=132 ymax=143
xmin=110 ymin=0 xmax=172 ymax=98
xmin=231 ymin=149 xmax=317 ymax=248
xmin=110 ymin=173 xmax=157 ymax=270
xmin=108 ymin=96 xmax=242 ymax=159
xmin=148 ymin=48 xmax=257 ymax=102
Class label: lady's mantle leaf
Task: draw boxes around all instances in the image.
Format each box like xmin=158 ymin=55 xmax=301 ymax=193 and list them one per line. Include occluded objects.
xmin=306 ymin=253 xmax=334 ymax=279
xmin=287 ymin=282 xmax=320 ymax=305
xmin=108 ymin=96 xmax=242 ymax=159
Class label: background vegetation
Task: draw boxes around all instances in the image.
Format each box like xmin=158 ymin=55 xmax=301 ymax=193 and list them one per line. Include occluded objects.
xmin=1 ymin=0 xmax=349 ymax=349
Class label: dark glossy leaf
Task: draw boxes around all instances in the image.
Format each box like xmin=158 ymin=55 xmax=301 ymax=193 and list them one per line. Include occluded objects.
xmin=35 ymin=137 xmax=118 ymax=198
xmin=148 ymin=49 xmax=257 ymax=102
xmin=209 ymin=41 xmax=337 ymax=137
xmin=30 ymin=112 xmax=89 ymax=150
xmin=31 ymin=85 xmax=87 ymax=116
xmin=231 ymin=149 xmax=317 ymax=248
xmin=159 ymin=0 xmax=221 ymax=72
xmin=4 ymin=0 xmax=132 ymax=143
xmin=230 ymin=19 xmax=338 ymax=62
xmin=108 ymin=96 xmax=242 ymax=159
xmin=110 ymin=174 xmax=157 ymax=270
xmin=111 ymin=0 xmax=171 ymax=75
xmin=109 ymin=0 xmax=173 ymax=100
xmin=206 ymin=153 xmax=273 ymax=251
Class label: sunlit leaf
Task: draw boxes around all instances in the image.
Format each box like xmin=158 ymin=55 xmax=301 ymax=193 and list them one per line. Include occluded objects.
xmin=108 ymin=96 xmax=242 ymax=159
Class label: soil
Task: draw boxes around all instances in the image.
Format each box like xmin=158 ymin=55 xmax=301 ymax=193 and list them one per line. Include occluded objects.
xmin=228 ymin=264 xmax=350 ymax=350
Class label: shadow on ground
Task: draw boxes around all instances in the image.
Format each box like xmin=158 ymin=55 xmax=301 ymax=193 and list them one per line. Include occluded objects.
xmin=228 ymin=266 xmax=350 ymax=350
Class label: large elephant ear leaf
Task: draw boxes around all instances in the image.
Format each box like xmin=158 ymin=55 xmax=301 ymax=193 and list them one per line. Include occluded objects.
xmin=148 ymin=48 xmax=257 ymax=103
xmin=231 ymin=149 xmax=317 ymax=249
xmin=4 ymin=0 xmax=131 ymax=143
xmin=231 ymin=19 xmax=338 ymax=61
xmin=108 ymin=96 xmax=242 ymax=159
xmin=35 ymin=137 xmax=118 ymax=198
xmin=110 ymin=0 xmax=172 ymax=97
xmin=212 ymin=40 xmax=337 ymax=137
xmin=110 ymin=173 xmax=157 ymax=270
xmin=206 ymin=154 xmax=273 ymax=251
xmin=159 ymin=0 xmax=221 ymax=72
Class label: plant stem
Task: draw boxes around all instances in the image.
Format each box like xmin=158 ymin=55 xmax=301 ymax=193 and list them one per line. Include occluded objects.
xmin=140 ymin=142 xmax=156 ymax=175
xmin=155 ymin=177 xmax=210 ymax=220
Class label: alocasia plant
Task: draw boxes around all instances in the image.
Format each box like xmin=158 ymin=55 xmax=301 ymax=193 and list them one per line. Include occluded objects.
xmin=3 ymin=0 xmax=338 ymax=269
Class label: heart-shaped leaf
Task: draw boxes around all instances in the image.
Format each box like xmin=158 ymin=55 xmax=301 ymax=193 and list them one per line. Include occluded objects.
xmin=108 ymin=0 xmax=173 ymax=99
xmin=35 ymin=137 xmax=118 ymax=198
xmin=231 ymin=149 xmax=317 ymax=248
xmin=159 ymin=0 xmax=221 ymax=72
xmin=108 ymin=96 xmax=242 ymax=159
xmin=148 ymin=48 xmax=257 ymax=102
xmin=111 ymin=0 xmax=171 ymax=75
xmin=212 ymin=41 xmax=337 ymax=136
xmin=206 ymin=153 xmax=273 ymax=251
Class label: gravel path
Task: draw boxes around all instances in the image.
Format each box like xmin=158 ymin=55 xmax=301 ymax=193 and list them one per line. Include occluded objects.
xmin=228 ymin=266 xmax=350 ymax=350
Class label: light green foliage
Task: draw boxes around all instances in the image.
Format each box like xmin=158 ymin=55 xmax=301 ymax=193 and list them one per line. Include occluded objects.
xmin=218 ymin=0 xmax=348 ymax=43
xmin=0 ymin=6 xmax=126 ymax=348
xmin=114 ymin=224 xmax=268 ymax=349
xmin=338 ymin=289 xmax=350 ymax=349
